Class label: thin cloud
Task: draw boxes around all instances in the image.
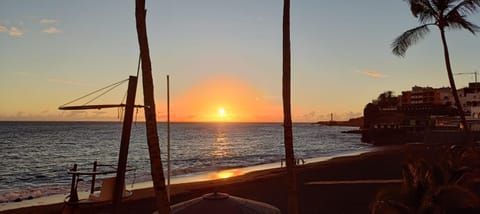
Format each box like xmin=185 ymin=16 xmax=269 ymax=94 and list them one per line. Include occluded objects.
xmin=0 ymin=25 xmax=24 ymax=37
xmin=43 ymin=27 xmax=61 ymax=34
xmin=40 ymin=19 xmax=57 ymax=24
xmin=355 ymin=70 xmax=386 ymax=78
xmin=8 ymin=27 xmax=23 ymax=37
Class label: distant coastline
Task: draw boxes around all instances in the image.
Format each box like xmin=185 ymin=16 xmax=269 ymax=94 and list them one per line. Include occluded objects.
xmin=315 ymin=117 xmax=363 ymax=127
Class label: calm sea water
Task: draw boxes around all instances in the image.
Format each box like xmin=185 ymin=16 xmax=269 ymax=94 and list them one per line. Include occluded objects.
xmin=0 ymin=122 xmax=370 ymax=203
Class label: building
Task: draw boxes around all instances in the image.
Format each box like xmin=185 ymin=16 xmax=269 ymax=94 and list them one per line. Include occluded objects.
xmin=400 ymin=86 xmax=443 ymax=106
xmin=362 ymin=82 xmax=480 ymax=145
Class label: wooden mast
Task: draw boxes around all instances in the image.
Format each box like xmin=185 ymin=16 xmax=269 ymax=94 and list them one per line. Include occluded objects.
xmin=135 ymin=0 xmax=171 ymax=213
xmin=112 ymin=76 xmax=137 ymax=212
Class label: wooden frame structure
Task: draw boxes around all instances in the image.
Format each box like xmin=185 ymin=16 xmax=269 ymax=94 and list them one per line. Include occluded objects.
xmin=61 ymin=75 xmax=139 ymax=212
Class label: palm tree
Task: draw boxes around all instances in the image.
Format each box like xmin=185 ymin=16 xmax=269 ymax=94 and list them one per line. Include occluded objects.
xmin=376 ymin=91 xmax=399 ymax=107
xmin=282 ymin=0 xmax=298 ymax=213
xmin=392 ymin=0 xmax=480 ymax=134
xmin=135 ymin=0 xmax=171 ymax=213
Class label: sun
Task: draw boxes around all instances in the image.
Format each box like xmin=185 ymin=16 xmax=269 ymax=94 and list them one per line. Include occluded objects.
xmin=218 ymin=108 xmax=226 ymax=117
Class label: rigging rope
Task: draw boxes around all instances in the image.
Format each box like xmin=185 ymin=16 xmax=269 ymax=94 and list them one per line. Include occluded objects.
xmin=136 ymin=54 xmax=141 ymax=78
xmin=59 ymin=78 xmax=129 ymax=108
xmin=83 ymin=80 xmax=127 ymax=106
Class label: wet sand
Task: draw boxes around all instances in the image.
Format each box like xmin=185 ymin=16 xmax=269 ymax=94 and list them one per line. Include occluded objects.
xmin=0 ymin=144 xmax=450 ymax=214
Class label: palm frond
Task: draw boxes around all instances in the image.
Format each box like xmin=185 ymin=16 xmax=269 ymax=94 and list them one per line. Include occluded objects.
xmin=392 ymin=24 xmax=432 ymax=57
xmin=449 ymin=18 xmax=480 ymax=33
xmin=431 ymin=0 xmax=453 ymax=13
xmin=446 ymin=10 xmax=480 ymax=33
xmin=448 ymin=0 xmax=480 ymax=16
xmin=419 ymin=185 xmax=480 ymax=213
xmin=408 ymin=0 xmax=439 ymax=23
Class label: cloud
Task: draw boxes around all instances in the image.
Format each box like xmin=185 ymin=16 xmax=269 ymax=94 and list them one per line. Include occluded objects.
xmin=43 ymin=27 xmax=61 ymax=34
xmin=8 ymin=27 xmax=23 ymax=37
xmin=0 ymin=25 xmax=24 ymax=37
xmin=355 ymin=70 xmax=386 ymax=78
xmin=40 ymin=19 xmax=57 ymax=24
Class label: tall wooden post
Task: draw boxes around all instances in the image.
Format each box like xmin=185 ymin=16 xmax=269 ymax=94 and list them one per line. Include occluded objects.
xmin=167 ymin=75 xmax=171 ymax=201
xmin=282 ymin=0 xmax=299 ymax=213
xmin=112 ymin=76 xmax=137 ymax=212
xmin=135 ymin=1 xmax=171 ymax=213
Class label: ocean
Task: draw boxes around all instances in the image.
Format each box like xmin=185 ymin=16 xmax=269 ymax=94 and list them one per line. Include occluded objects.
xmin=0 ymin=121 xmax=371 ymax=203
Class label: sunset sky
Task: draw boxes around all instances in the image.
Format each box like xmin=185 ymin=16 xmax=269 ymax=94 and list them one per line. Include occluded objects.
xmin=1 ymin=0 xmax=479 ymax=122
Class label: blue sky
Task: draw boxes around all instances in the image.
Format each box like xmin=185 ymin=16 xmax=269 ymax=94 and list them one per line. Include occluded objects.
xmin=1 ymin=0 xmax=479 ymax=121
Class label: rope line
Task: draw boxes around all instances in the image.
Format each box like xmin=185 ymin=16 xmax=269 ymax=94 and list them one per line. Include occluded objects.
xmin=136 ymin=54 xmax=141 ymax=78
xmin=83 ymin=80 xmax=126 ymax=106
xmin=59 ymin=78 xmax=129 ymax=108
xmin=121 ymin=91 xmax=128 ymax=105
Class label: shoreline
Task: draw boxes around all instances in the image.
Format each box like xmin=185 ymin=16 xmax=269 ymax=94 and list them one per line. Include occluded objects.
xmin=0 ymin=148 xmax=375 ymax=212
xmin=0 ymin=146 xmax=411 ymax=214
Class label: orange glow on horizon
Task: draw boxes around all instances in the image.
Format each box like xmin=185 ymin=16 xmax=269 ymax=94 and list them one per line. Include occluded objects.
xmin=164 ymin=77 xmax=284 ymax=122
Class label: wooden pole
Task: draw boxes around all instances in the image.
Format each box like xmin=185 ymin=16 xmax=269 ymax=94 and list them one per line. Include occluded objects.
xmin=90 ymin=161 xmax=97 ymax=194
xmin=282 ymin=0 xmax=299 ymax=213
xmin=68 ymin=164 xmax=78 ymax=203
xmin=167 ymin=75 xmax=171 ymax=201
xmin=135 ymin=1 xmax=171 ymax=213
xmin=112 ymin=76 xmax=138 ymax=212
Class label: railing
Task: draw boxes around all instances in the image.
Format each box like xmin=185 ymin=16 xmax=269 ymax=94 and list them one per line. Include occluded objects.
xmin=66 ymin=161 xmax=135 ymax=204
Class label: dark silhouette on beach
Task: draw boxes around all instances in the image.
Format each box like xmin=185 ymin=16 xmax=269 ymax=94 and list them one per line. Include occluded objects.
xmin=135 ymin=0 xmax=171 ymax=213
xmin=282 ymin=0 xmax=299 ymax=213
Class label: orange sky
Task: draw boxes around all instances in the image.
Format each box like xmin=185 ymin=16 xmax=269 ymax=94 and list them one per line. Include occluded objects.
xmin=2 ymin=1 xmax=480 ymax=122
xmin=0 ymin=76 xmax=311 ymax=122
xmin=157 ymin=77 xmax=284 ymax=122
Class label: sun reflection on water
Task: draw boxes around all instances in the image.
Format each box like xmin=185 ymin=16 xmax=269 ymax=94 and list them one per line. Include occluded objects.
xmin=209 ymin=169 xmax=244 ymax=179
xmin=213 ymin=125 xmax=230 ymax=158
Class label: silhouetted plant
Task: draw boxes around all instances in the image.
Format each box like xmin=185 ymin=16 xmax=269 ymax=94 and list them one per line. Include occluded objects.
xmin=371 ymin=146 xmax=480 ymax=213
xmin=392 ymin=0 xmax=480 ymax=133
xmin=375 ymin=91 xmax=399 ymax=107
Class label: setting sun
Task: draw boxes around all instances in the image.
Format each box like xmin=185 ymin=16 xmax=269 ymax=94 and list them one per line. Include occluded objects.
xmin=163 ymin=77 xmax=284 ymax=122
xmin=218 ymin=108 xmax=226 ymax=117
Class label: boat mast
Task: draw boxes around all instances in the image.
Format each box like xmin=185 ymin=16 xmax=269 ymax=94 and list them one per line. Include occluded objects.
xmin=112 ymin=76 xmax=137 ymax=212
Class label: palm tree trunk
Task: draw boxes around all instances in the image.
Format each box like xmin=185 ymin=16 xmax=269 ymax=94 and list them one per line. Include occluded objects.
xmin=282 ymin=0 xmax=298 ymax=213
xmin=440 ymin=28 xmax=470 ymax=136
xmin=135 ymin=1 xmax=171 ymax=213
